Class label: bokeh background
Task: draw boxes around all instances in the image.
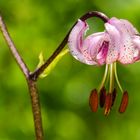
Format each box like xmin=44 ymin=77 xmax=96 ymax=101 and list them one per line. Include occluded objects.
xmin=0 ymin=0 xmax=140 ymax=140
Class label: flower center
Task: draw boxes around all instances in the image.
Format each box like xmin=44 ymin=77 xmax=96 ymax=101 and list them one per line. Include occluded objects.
xmin=89 ymin=62 xmax=129 ymax=116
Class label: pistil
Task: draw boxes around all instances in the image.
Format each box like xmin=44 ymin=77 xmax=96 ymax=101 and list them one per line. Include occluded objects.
xmin=98 ymin=64 xmax=109 ymax=92
xmin=114 ymin=62 xmax=123 ymax=93
xmin=109 ymin=63 xmax=114 ymax=93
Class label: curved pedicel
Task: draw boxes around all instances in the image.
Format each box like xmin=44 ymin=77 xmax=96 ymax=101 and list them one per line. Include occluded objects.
xmin=30 ymin=11 xmax=109 ymax=80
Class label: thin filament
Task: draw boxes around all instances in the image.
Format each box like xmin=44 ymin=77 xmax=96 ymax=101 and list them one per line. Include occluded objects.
xmin=114 ymin=62 xmax=123 ymax=93
xmin=109 ymin=63 xmax=114 ymax=93
xmin=98 ymin=64 xmax=109 ymax=92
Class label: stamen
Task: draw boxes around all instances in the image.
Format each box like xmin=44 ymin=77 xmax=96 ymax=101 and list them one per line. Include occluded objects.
xmin=89 ymin=89 xmax=98 ymax=112
xmin=104 ymin=94 xmax=112 ymax=116
xmin=114 ymin=62 xmax=123 ymax=93
xmin=98 ymin=64 xmax=109 ymax=92
xmin=119 ymin=91 xmax=129 ymax=113
xmin=111 ymin=88 xmax=117 ymax=107
xmin=109 ymin=63 xmax=114 ymax=93
xmin=99 ymin=87 xmax=106 ymax=108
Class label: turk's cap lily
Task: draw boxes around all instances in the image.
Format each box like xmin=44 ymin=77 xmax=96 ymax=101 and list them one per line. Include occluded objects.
xmin=68 ymin=17 xmax=140 ymax=65
xmin=68 ymin=15 xmax=138 ymax=115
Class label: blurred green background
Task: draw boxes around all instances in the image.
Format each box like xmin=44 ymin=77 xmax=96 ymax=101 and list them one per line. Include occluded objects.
xmin=0 ymin=0 xmax=140 ymax=140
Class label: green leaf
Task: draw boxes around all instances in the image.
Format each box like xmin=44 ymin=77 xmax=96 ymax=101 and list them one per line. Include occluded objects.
xmin=37 ymin=49 xmax=69 ymax=78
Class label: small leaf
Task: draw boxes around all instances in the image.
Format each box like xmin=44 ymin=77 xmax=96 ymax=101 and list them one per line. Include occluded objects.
xmin=37 ymin=52 xmax=45 ymax=68
xmin=37 ymin=49 xmax=69 ymax=78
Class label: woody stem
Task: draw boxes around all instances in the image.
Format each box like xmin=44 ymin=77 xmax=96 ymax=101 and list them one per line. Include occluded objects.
xmin=0 ymin=15 xmax=43 ymax=140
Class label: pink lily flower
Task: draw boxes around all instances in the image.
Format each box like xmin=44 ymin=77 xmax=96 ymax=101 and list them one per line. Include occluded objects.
xmin=68 ymin=17 xmax=140 ymax=115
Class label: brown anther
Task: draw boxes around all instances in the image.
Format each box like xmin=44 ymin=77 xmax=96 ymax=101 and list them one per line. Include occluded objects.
xmin=104 ymin=94 xmax=112 ymax=116
xmin=111 ymin=88 xmax=117 ymax=107
xmin=99 ymin=87 xmax=106 ymax=108
xmin=119 ymin=91 xmax=129 ymax=113
xmin=89 ymin=89 xmax=98 ymax=112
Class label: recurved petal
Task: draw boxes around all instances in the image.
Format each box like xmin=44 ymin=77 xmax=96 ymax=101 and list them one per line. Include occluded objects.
xmin=82 ymin=32 xmax=108 ymax=65
xmin=119 ymin=34 xmax=140 ymax=64
xmin=68 ymin=19 xmax=89 ymax=64
xmin=108 ymin=17 xmax=138 ymax=35
xmin=133 ymin=35 xmax=140 ymax=48
xmin=108 ymin=17 xmax=139 ymax=64
xmin=132 ymin=35 xmax=140 ymax=61
xmin=120 ymin=19 xmax=138 ymax=35
xmin=83 ymin=32 xmax=105 ymax=57
xmin=105 ymin=23 xmax=121 ymax=63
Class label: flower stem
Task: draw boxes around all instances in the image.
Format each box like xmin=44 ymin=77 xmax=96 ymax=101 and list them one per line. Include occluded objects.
xmin=30 ymin=11 xmax=109 ymax=80
xmin=0 ymin=15 xmax=43 ymax=140
xmin=80 ymin=11 xmax=109 ymax=22
xmin=0 ymin=16 xmax=30 ymax=79
xmin=27 ymin=80 xmax=43 ymax=140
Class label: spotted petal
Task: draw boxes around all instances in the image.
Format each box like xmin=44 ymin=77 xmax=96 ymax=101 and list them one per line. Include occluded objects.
xmin=132 ymin=35 xmax=140 ymax=61
xmin=68 ymin=20 xmax=109 ymax=65
xmin=105 ymin=22 xmax=121 ymax=64
xmin=108 ymin=17 xmax=139 ymax=64
xmin=82 ymin=32 xmax=109 ymax=65
xmin=68 ymin=19 xmax=89 ymax=64
xmin=68 ymin=17 xmax=140 ymax=65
